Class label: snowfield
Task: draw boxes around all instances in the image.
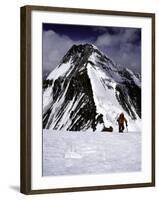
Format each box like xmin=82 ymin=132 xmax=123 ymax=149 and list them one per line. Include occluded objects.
xmin=43 ymin=130 xmax=141 ymax=176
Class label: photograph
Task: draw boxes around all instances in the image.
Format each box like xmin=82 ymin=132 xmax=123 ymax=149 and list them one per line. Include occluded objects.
xmin=20 ymin=5 xmax=155 ymax=194
xmin=42 ymin=23 xmax=142 ymax=176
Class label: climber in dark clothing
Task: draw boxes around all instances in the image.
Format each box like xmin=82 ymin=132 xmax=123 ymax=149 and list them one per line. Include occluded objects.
xmin=117 ymin=113 xmax=128 ymax=133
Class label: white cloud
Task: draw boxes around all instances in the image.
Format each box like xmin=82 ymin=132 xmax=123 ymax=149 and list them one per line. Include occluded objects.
xmin=43 ymin=30 xmax=74 ymax=73
xmin=43 ymin=28 xmax=141 ymax=75
xmin=43 ymin=30 xmax=87 ymax=74
xmin=94 ymin=28 xmax=141 ymax=72
xmin=95 ymin=34 xmax=116 ymax=47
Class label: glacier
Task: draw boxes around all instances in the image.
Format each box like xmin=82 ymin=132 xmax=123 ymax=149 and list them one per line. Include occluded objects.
xmin=43 ymin=129 xmax=141 ymax=176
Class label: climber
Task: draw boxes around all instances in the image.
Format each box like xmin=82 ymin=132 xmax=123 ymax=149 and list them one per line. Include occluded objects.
xmin=117 ymin=113 xmax=128 ymax=133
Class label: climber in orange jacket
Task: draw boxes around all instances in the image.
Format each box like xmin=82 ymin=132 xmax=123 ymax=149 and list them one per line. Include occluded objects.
xmin=117 ymin=113 xmax=128 ymax=133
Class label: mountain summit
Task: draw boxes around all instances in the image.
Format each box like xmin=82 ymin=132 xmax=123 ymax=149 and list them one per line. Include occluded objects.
xmin=43 ymin=44 xmax=141 ymax=132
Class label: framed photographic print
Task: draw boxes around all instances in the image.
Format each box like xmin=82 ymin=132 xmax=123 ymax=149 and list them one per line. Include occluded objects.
xmin=20 ymin=5 xmax=155 ymax=194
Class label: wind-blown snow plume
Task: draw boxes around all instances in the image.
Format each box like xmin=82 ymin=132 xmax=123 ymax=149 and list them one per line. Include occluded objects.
xmin=43 ymin=44 xmax=141 ymax=132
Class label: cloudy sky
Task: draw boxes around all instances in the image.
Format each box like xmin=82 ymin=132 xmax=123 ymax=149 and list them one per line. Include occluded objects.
xmin=43 ymin=23 xmax=141 ymax=76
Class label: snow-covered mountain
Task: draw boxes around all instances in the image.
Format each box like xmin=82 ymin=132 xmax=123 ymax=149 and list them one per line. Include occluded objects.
xmin=43 ymin=44 xmax=141 ymax=132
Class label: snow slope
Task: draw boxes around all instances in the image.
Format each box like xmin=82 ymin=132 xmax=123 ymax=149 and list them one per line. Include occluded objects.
xmin=43 ymin=130 xmax=141 ymax=176
xmin=86 ymin=62 xmax=141 ymax=131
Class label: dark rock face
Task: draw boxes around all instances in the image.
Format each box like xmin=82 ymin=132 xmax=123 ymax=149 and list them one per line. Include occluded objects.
xmin=43 ymin=44 xmax=141 ymax=131
xmin=43 ymin=45 xmax=98 ymax=130
xmin=65 ymin=72 xmax=97 ymax=131
xmin=115 ymin=83 xmax=141 ymax=120
xmin=44 ymin=72 xmax=97 ymax=131
xmin=117 ymin=68 xmax=141 ymax=119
